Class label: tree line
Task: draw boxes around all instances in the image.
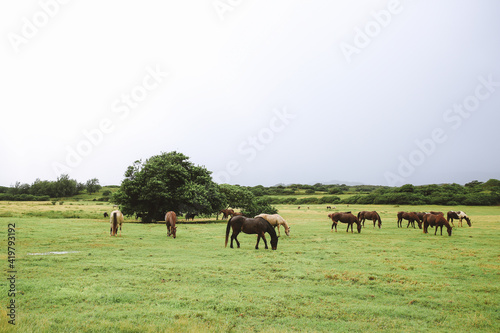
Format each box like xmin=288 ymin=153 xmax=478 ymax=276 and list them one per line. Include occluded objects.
xmin=252 ymin=180 xmax=500 ymax=206
xmin=0 ymin=175 xmax=102 ymax=201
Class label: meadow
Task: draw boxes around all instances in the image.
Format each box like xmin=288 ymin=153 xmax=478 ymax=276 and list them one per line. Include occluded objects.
xmin=0 ymin=202 xmax=499 ymax=332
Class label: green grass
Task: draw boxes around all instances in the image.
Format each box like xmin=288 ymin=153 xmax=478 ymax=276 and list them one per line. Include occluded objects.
xmin=0 ymin=202 xmax=499 ymax=332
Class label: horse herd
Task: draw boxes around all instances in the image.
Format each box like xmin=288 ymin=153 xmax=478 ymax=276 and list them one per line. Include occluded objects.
xmin=328 ymin=210 xmax=471 ymax=237
xmin=107 ymin=207 xmax=471 ymax=250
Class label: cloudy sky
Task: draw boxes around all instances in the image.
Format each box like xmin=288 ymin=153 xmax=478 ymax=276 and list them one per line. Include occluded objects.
xmin=1 ymin=0 xmax=499 ymax=187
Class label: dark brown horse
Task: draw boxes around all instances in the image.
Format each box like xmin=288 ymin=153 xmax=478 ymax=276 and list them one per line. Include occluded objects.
xmin=423 ymin=213 xmax=452 ymax=236
xmin=397 ymin=211 xmax=421 ymax=229
xmin=185 ymin=213 xmax=197 ymax=221
xmin=225 ymin=216 xmax=278 ymax=250
xmin=357 ymin=211 xmax=382 ymax=228
xmin=329 ymin=212 xmax=361 ymax=233
xmin=447 ymin=211 xmax=471 ymax=227
xmin=165 ymin=211 xmax=177 ymax=238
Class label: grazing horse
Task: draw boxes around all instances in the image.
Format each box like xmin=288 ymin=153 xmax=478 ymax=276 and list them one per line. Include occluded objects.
xmin=423 ymin=213 xmax=452 ymax=236
xmin=447 ymin=211 xmax=471 ymax=227
xmin=329 ymin=212 xmax=361 ymax=233
xmin=397 ymin=212 xmax=421 ymax=229
xmin=185 ymin=213 xmax=197 ymax=221
xmin=165 ymin=211 xmax=177 ymax=238
xmin=225 ymin=216 xmax=278 ymax=250
xmin=255 ymin=213 xmax=290 ymax=236
xmin=357 ymin=211 xmax=382 ymax=228
xmin=220 ymin=209 xmax=235 ymax=219
xmin=109 ymin=210 xmax=124 ymax=236
xmin=103 ymin=212 xmax=109 ymax=218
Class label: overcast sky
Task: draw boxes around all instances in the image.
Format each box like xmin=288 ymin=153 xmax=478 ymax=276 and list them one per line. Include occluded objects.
xmin=1 ymin=0 xmax=499 ymax=187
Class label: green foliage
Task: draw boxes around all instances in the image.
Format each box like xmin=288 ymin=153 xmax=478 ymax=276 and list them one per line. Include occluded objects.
xmin=3 ymin=175 xmax=101 ymax=199
xmin=113 ymin=152 xmax=225 ymax=222
xmin=340 ymin=179 xmax=500 ymax=206
xmin=219 ymin=184 xmax=278 ymax=216
xmin=85 ymin=178 xmax=102 ymax=194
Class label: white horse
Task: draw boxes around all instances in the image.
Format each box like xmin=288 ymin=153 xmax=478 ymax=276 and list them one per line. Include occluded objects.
xmin=456 ymin=211 xmax=471 ymax=227
xmin=110 ymin=210 xmax=124 ymax=236
xmin=447 ymin=210 xmax=471 ymax=227
xmin=254 ymin=213 xmax=290 ymax=236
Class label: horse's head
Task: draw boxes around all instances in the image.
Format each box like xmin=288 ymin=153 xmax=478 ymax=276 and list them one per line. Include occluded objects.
xmin=447 ymin=226 xmax=452 ymax=236
xmin=271 ymin=236 xmax=279 ymax=250
xmin=172 ymin=226 xmax=177 ymax=238
xmin=356 ymin=222 xmax=362 ymax=233
xmin=466 ymin=217 xmax=471 ymax=227
xmin=285 ymin=227 xmax=290 ymax=237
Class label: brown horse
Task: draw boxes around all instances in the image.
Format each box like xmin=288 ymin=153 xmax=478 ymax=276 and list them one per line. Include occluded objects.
xmin=447 ymin=211 xmax=471 ymax=227
xmin=225 ymin=216 xmax=278 ymax=250
xmin=165 ymin=211 xmax=177 ymax=238
xmin=423 ymin=213 xmax=452 ymax=236
xmin=220 ymin=209 xmax=235 ymax=219
xmin=329 ymin=212 xmax=361 ymax=233
xmin=357 ymin=211 xmax=382 ymax=228
xmin=110 ymin=210 xmax=124 ymax=236
xmin=397 ymin=211 xmax=421 ymax=229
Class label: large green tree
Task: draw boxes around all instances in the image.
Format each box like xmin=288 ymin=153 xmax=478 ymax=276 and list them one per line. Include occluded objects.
xmin=112 ymin=152 xmax=226 ymax=222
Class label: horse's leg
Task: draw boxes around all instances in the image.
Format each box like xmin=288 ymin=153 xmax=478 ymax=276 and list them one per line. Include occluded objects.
xmin=261 ymin=232 xmax=268 ymax=249
xmin=331 ymin=222 xmax=336 ymax=232
xmin=277 ymin=225 xmax=281 ymax=236
xmin=255 ymin=234 xmax=260 ymax=249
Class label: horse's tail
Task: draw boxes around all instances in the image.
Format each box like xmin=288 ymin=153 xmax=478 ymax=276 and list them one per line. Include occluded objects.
xmin=112 ymin=212 xmax=118 ymax=235
xmin=357 ymin=211 xmax=361 ymax=219
xmin=225 ymin=217 xmax=232 ymax=248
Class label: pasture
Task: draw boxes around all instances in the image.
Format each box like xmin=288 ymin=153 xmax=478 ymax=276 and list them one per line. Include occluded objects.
xmin=0 ymin=202 xmax=499 ymax=332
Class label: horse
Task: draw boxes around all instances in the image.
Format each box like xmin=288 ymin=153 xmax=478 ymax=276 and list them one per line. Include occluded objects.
xmin=103 ymin=212 xmax=109 ymax=218
xmin=185 ymin=213 xmax=197 ymax=221
xmin=329 ymin=212 xmax=361 ymax=233
xmin=225 ymin=216 xmax=278 ymax=250
xmin=357 ymin=211 xmax=382 ymax=228
xmin=447 ymin=211 xmax=471 ymax=227
xmin=416 ymin=212 xmax=427 ymax=221
xmin=423 ymin=213 xmax=452 ymax=236
xmin=429 ymin=211 xmax=444 ymax=216
xmin=165 ymin=211 xmax=177 ymax=238
xmin=220 ymin=209 xmax=234 ymax=220
xmin=109 ymin=210 xmax=124 ymax=236
xmin=397 ymin=212 xmax=421 ymax=229
xmin=255 ymin=213 xmax=290 ymax=236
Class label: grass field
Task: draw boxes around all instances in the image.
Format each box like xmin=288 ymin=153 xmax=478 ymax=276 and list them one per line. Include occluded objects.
xmin=0 ymin=202 xmax=499 ymax=332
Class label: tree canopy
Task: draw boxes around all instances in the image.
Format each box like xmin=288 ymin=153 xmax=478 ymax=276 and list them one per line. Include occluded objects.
xmin=112 ymin=152 xmax=226 ymax=222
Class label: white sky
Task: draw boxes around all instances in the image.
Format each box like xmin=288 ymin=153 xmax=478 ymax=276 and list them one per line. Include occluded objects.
xmin=1 ymin=0 xmax=499 ymax=187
